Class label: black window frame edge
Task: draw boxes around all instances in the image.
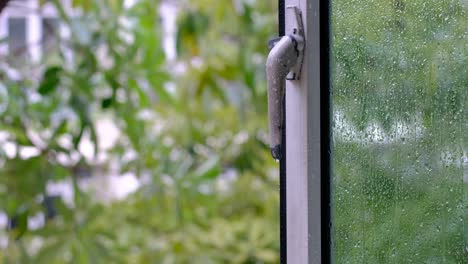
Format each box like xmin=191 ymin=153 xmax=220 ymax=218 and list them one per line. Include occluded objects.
xmin=278 ymin=1 xmax=287 ymax=264
xmin=319 ymin=0 xmax=332 ymax=263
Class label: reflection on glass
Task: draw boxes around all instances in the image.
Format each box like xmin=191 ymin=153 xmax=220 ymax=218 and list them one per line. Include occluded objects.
xmin=332 ymin=0 xmax=467 ymax=262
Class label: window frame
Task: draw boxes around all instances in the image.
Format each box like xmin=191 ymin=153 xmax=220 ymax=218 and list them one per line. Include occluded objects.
xmin=0 ymin=0 xmax=75 ymax=61
xmin=281 ymin=0 xmax=331 ymax=263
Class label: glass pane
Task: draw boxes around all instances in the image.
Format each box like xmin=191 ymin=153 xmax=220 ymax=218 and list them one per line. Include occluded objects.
xmin=7 ymin=18 xmax=26 ymax=56
xmin=332 ymin=0 xmax=467 ymax=262
xmin=42 ymin=17 xmax=60 ymax=54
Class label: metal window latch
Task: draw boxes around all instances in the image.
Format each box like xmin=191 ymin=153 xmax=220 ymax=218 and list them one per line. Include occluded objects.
xmin=266 ymin=6 xmax=305 ymax=160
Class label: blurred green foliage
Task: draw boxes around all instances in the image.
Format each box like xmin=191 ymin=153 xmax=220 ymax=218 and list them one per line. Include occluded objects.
xmin=1 ymin=0 xmax=278 ymax=263
xmin=0 ymin=0 xmax=466 ymax=263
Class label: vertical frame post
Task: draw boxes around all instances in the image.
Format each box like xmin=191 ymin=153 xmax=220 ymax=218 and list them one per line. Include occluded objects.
xmin=278 ymin=1 xmax=287 ymax=263
xmin=284 ymin=0 xmax=331 ymax=263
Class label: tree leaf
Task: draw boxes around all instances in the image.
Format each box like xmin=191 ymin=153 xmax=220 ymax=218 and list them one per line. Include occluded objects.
xmin=101 ymin=97 xmax=114 ymax=109
xmin=193 ymin=156 xmax=221 ymax=181
xmin=38 ymin=66 xmax=62 ymax=95
xmin=9 ymin=208 xmax=29 ymax=240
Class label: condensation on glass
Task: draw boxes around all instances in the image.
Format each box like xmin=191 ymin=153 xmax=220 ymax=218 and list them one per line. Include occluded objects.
xmin=331 ymin=0 xmax=467 ymax=262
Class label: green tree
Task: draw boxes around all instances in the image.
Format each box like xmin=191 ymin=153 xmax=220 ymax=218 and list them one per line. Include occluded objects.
xmin=1 ymin=0 xmax=279 ymax=263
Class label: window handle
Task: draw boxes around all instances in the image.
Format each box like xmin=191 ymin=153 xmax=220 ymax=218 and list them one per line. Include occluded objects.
xmin=266 ymin=6 xmax=304 ymax=160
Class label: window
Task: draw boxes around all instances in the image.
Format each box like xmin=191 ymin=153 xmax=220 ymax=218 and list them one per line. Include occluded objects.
xmin=280 ymin=0 xmax=466 ymax=262
xmin=7 ymin=17 xmax=26 ymax=55
xmin=0 ymin=0 xmax=74 ymax=62
xmin=331 ymin=0 xmax=466 ymax=262
xmin=41 ymin=17 xmax=60 ymax=55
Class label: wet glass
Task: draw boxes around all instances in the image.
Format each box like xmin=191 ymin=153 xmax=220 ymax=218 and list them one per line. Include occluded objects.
xmin=331 ymin=0 xmax=467 ymax=262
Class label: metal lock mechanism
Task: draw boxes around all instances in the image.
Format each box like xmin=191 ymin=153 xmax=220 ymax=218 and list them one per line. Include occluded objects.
xmin=266 ymin=6 xmax=305 ymax=160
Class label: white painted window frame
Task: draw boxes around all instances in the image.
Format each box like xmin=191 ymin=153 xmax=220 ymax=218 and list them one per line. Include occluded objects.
xmin=283 ymin=0 xmax=331 ymax=263
xmin=0 ymin=0 xmax=75 ymax=61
